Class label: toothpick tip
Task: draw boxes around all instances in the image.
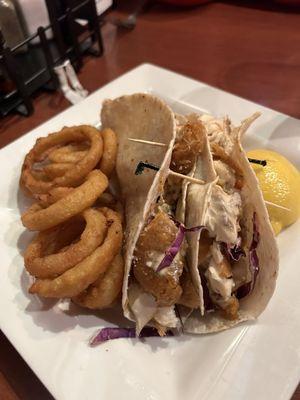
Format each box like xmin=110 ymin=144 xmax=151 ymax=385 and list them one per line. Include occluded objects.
xmin=264 ymin=200 xmax=292 ymax=212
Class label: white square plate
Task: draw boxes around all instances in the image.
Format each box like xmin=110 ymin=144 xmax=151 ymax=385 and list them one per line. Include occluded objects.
xmin=1 ymin=64 xmax=299 ymax=400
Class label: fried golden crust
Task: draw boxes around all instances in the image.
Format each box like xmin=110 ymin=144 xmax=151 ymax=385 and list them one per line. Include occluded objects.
xmin=20 ymin=125 xmax=103 ymax=195
xmin=177 ymin=270 xmax=199 ymax=309
xmin=99 ymin=128 xmax=118 ymax=177
xmin=22 ymin=170 xmax=108 ymax=231
xmin=48 ymin=143 xmax=88 ymax=164
xmin=220 ymin=296 xmax=239 ymax=320
xmin=29 ymin=208 xmax=122 ymax=298
xmin=170 ymin=121 xmax=205 ymax=175
xmin=133 ymin=211 xmax=183 ymax=306
xmin=24 ymin=208 xmax=107 ymax=279
xmin=73 ymin=253 xmax=124 ymax=309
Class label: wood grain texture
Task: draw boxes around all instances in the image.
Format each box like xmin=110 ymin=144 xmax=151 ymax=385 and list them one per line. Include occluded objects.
xmin=0 ymin=331 xmax=54 ymax=400
xmin=0 ymin=1 xmax=299 ymax=399
xmin=0 ymin=371 xmax=20 ymax=400
xmin=1 ymin=0 xmax=300 ymax=149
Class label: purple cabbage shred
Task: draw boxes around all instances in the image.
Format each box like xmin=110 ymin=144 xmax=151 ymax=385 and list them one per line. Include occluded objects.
xmin=156 ymin=224 xmax=205 ymax=272
xmin=236 ymin=213 xmax=260 ymax=299
xmin=221 ymin=238 xmax=245 ymax=262
xmin=89 ymin=327 xmax=173 ymax=346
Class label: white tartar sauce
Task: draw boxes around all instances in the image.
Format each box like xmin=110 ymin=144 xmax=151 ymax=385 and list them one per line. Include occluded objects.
xmin=204 ymin=184 xmax=241 ymax=244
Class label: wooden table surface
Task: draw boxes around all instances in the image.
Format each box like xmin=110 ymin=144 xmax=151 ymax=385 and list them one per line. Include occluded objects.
xmin=0 ymin=1 xmax=299 ymax=399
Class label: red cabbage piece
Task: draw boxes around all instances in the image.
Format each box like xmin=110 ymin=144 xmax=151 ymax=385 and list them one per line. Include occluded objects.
xmin=156 ymin=224 xmax=205 ymax=272
xmin=90 ymin=327 xmax=173 ymax=346
xmin=251 ymin=213 xmax=260 ymax=250
xmin=236 ymin=213 xmax=260 ymax=299
xmin=220 ymin=238 xmax=245 ymax=262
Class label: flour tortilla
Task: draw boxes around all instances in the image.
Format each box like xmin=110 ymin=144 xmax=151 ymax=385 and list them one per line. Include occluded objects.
xmin=101 ymin=93 xmax=176 ymax=322
xmin=183 ymin=117 xmax=217 ymax=315
xmin=183 ymin=114 xmax=279 ymax=333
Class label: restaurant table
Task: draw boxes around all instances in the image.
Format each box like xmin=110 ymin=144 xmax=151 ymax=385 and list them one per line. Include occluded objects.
xmin=0 ymin=1 xmax=299 ymax=399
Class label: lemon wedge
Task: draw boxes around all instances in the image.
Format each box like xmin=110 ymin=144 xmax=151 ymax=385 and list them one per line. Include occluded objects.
xmin=247 ymin=149 xmax=300 ymax=235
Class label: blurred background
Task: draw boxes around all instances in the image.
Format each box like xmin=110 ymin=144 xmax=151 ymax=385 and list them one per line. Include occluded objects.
xmin=0 ymin=0 xmax=300 ymax=139
xmin=1 ymin=0 xmax=299 ymax=125
xmin=0 ymin=0 xmax=109 ymax=117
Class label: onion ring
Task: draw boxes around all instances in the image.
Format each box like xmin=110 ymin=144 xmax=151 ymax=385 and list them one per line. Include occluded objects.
xmin=48 ymin=143 xmax=88 ymax=164
xmin=29 ymin=208 xmax=123 ymax=298
xmin=99 ymin=128 xmax=118 ymax=177
xmin=34 ymin=187 xmax=74 ymax=207
xmin=73 ymin=252 xmax=124 ymax=309
xmin=20 ymin=169 xmax=50 ymax=198
xmin=22 ymin=170 xmax=108 ymax=231
xmin=43 ymin=163 xmax=72 ymax=179
xmin=33 ymin=218 xmax=84 ymax=257
xmin=25 ymin=208 xmax=107 ymax=279
xmin=30 ymin=169 xmax=51 ymax=181
xmin=20 ymin=125 xmax=103 ymax=194
xmin=97 ymin=192 xmax=124 ymax=223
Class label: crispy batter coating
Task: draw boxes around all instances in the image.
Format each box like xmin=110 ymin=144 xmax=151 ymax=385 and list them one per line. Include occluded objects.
xmin=48 ymin=142 xmax=88 ymax=164
xmin=29 ymin=208 xmax=122 ymax=298
xmin=133 ymin=211 xmax=183 ymax=306
xmin=73 ymin=253 xmax=124 ymax=309
xmin=99 ymin=128 xmax=118 ymax=177
xmin=25 ymin=208 xmax=107 ymax=279
xmin=22 ymin=170 xmax=108 ymax=231
xmin=177 ymin=270 xmax=199 ymax=309
xmin=20 ymin=125 xmax=103 ymax=195
xmin=170 ymin=121 xmax=205 ymax=175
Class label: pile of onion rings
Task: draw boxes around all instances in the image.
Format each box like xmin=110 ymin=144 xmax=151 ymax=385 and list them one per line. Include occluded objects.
xmin=19 ymin=125 xmax=124 ymax=310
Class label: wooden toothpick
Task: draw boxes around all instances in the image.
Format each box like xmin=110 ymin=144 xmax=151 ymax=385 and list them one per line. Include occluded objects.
xmin=264 ymin=200 xmax=292 ymax=212
xmin=135 ymin=162 xmax=204 ymax=185
xmin=128 ymin=138 xmax=167 ymax=147
xmin=168 ymin=170 xmax=204 ymax=184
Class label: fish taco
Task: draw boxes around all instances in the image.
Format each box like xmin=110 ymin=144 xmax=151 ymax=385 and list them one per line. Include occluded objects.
xmin=101 ymin=94 xmax=279 ymax=335
xmin=183 ymin=113 xmax=279 ymax=333
xmin=102 ymin=94 xmax=209 ymax=334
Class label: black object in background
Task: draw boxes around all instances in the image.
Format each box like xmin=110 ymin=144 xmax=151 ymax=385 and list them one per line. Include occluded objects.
xmin=45 ymin=0 xmax=104 ymax=67
xmin=0 ymin=0 xmax=104 ymax=119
